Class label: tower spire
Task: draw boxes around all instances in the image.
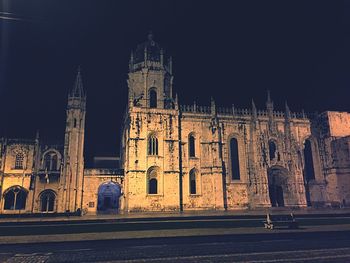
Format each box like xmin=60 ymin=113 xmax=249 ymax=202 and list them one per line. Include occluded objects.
xmin=266 ymin=90 xmax=274 ymax=113
xmin=71 ymin=66 xmax=85 ymax=98
xmin=251 ymin=99 xmax=257 ymax=120
xmin=285 ymin=101 xmax=291 ymax=120
xmin=147 ymin=30 xmax=154 ymax=41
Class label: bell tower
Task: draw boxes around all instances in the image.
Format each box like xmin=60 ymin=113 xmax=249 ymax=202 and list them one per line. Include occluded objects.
xmin=127 ymin=32 xmax=174 ymax=109
xmin=58 ymin=67 xmax=86 ymax=213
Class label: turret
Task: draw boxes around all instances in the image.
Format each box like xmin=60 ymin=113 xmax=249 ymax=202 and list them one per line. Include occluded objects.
xmin=58 ymin=67 xmax=86 ymax=213
xmin=127 ymin=32 xmax=174 ymax=109
xmin=285 ymin=101 xmax=291 ymax=121
xmin=251 ymin=99 xmax=257 ymax=121
xmin=266 ymin=90 xmax=274 ymax=114
xmin=266 ymin=90 xmax=275 ymax=133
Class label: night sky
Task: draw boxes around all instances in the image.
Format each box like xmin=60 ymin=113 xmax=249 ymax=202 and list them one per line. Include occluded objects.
xmin=1 ymin=1 xmax=350 ymax=165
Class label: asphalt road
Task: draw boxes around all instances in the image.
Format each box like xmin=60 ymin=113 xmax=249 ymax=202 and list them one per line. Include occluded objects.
xmin=2 ymin=230 xmax=350 ymax=262
xmin=2 ymin=214 xmax=350 ymax=236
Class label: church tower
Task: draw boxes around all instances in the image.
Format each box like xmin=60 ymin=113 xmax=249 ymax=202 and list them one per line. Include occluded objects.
xmin=58 ymin=67 xmax=86 ymax=212
xmin=128 ymin=32 xmax=174 ymax=109
xmin=122 ymin=33 xmax=180 ymax=212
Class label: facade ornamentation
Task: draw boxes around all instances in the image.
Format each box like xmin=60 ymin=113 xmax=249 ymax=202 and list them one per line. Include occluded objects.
xmin=1 ymin=34 xmax=350 ymax=214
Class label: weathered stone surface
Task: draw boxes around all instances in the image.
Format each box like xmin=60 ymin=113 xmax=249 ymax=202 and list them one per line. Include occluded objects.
xmin=1 ymin=36 xmax=350 ymax=214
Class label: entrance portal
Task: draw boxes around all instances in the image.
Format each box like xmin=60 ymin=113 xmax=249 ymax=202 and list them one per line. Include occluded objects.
xmin=268 ymin=166 xmax=288 ymax=207
xmin=97 ymin=181 xmax=121 ymax=212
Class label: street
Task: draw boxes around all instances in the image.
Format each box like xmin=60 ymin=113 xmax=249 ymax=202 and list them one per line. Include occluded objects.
xmin=2 ymin=229 xmax=350 ymax=262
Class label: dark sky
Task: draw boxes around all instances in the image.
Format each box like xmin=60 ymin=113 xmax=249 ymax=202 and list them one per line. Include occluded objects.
xmin=1 ymin=1 xmax=350 ymax=165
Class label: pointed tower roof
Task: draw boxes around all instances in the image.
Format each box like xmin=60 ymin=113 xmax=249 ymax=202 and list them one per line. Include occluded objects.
xmin=266 ymin=90 xmax=274 ymax=111
xmin=71 ymin=66 xmax=85 ymax=98
xmin=251 ymin=99 xmax=257 ymax=120
xmin=285 ymin=101 xmax=291 ymax=120
xmin=267 ymin=90 xmax=272 ymax=103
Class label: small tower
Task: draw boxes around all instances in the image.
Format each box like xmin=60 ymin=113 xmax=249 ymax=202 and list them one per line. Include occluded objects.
xmin=266 ymin=90 xmax=274 ymax=114
xmin=284 ymin=101 xmax=292 ymax=149
xmin=58 ymin=67 xmax=86 ymax=213
xmin=251 ymin=99 xmax=258 ymax=123
xmin=127 ymin=32 xmax=174 ymax=109
xmin=266 ymin=90 xmax=275 ymax=133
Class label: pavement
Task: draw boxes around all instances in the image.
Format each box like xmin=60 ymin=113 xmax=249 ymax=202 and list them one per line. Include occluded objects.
xmin=1 ymin=208 xmax=350 ymax=245
xmin=2 ymin=226 xmax=350 ymax=262
xmin=1 ymin=223 xmax=350 ymax=245
xmin=2 ymin=209 xmax=350 ymax=262
xmin=1 ymin=206 xmax=350 ymax=223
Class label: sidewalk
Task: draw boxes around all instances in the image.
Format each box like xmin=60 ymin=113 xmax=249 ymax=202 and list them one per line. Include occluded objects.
xmin=1 ymin=207 xmax=350 ymax=223
xmin=1 ymin=222 xmax=350 ymax=245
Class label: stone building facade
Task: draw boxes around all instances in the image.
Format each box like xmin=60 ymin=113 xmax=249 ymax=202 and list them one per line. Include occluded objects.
xmin=1 ymin=34 xmax=350 ymax=214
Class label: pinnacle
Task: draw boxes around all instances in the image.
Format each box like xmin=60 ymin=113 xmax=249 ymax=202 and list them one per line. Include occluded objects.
xmin=71 ymin=66 xmax=85 ymax=98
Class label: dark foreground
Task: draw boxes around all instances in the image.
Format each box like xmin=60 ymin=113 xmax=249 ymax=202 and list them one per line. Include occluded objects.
xmin=2 ymin=230 xmax=350 ymax=263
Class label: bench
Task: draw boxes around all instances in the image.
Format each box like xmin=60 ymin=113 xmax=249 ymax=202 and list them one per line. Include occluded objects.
xmin=263 ymin=213 xmax=298 ymax=229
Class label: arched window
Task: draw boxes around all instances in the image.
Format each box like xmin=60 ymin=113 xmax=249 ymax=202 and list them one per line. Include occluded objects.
xmin=189 ymin=169 xmax=196 ymax=194
xmin=148 ymin=134 xmax=158 ymax=156
xmin=40 ymin=190 xmax=56 ymax=212
xmin=52 ymin=154 xmax=58 ymax=170
xmin=189 ymin=134 xmax=196 ymax=157
xmin=15 ymin=153 xmax=24 ymax=169
xmin=44 ymin=152 xmax=58 ymax=171
xmin=269 ymin=141 xmax=277 ymax=161
xmin=149 ymin=178 xmax=158 ymax=194
xmin=230 ymin=138 xmax=240 ymax=180
xmin=149 ymin=89 xmax=157 ymax=108
xmin=304 ymin=139 xmax=315 ymax=181
xmin=74 ymin=118 xmax=77 ymax=128
xmin=4 ymin=186 xmax=27 ymax=210
xmin=148 ymin=167 xmax=159 ymax=194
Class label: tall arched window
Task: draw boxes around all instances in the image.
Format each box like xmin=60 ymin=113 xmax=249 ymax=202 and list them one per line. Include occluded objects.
xmin=148 ymin=167 xmax=158 ymax=194
xmin=230 ymin=138 xmax=240 ymax=180
xmin=189 ymin=169 xmax=196 ymax=194
xmin=269 ymin=141 xmax=277 ymax=161
xmin=4 ymin=186 xmax=27 ymax=210
xmin=189 ymin=134 xmax=196 ymax=157
xmin=40 ymin=190 xmax=56 ymax=212
xmin=304 ymin=139 xmax=315 ymax=181
xmin=44 ymin=152 xmax=58 ymax=171
xmin=148 ymin=134 xmax=158 ymax=156
xmin=52 ymin=154 xmax=58 ymax=170
xmin=149 ymin=88 xmax=157 ymax=108
xmin=15 ymin=153 xmax=24 ymax=169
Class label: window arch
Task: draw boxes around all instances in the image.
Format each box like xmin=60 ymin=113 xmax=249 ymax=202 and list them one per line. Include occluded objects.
xmin=268 ymin=140 xmax=277 ymax=161
xmin=3 ymin=186 xmax=27 ymax=210
xmin=229 ymin=137 xmax=240 ymax=180
xmin=189 ymin=134 xmax=196 ymax=157
xmin=304 ymin=139 xmax=315 ymax=181
xmin=40 ymin=190 xmax=56 ymax=212
xmin=43 ymin=152 xmax=58 ymax=171
xmin=147 ymin=167 xmax=159 ymax=194
xmin=15 ymin=153 xmax=24 ymax=169
xmin=149 ymin=88 xmax=157 ymax=108
xmin=148 ymin=134 xmax=158 ymax=156
xmin=189 ymin=168 xmax=197 ymax=194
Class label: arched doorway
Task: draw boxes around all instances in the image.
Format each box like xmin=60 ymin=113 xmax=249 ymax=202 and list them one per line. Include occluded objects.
xmin=40 ymin=190 xmax=56 ymax=212
xmin=97 ymin=181 xmax=121 ymax=213
xmin=267 ymin=166 xmax=289 ymax=207
xmin=3 ymin=186 xmax=28 ymax=210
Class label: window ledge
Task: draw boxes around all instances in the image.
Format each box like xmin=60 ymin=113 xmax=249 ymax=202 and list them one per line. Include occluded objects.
xmin=229 ymin=180 xmax=243 ymax=184
xmin=189 ymin=157 xmax=199 ymax=160
xmin=147 ymin=155 xmax=163 ymax=158
xmin=146 ymin=194 xmax=163 ymax=197
xmin=189 ymin=194 xmax=201 ymax=197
